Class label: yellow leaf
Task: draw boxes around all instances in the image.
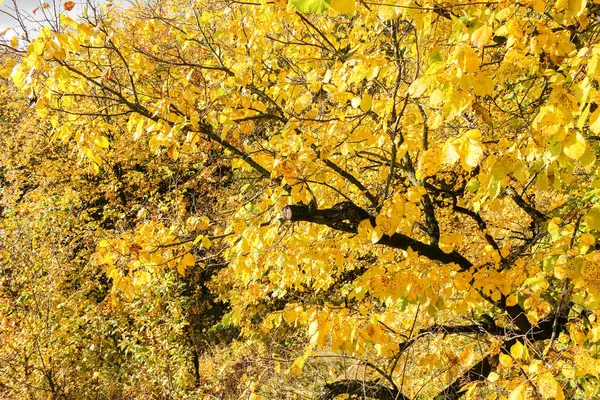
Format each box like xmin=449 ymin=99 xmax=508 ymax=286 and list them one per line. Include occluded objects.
xmin=529 ymin=360 xmax=541 ymax=374
xmin=472 ymin=76 xmax=495 ymax=97
xmin=581 ymin=233 xmax=595 ymax=246
xmin=568 ymin=0 xmax=586 ymax=17
xmin=378 ymin=5 xmax=397 ymax=20
xmin=289 ymin=356 xmax=305 ymax=377
xmin=586 ymin=206 xmax=600 ymax=230
xmin=508 ymin=384 xmax=526 ymax=400
xmin=580 ymin=147 xmax=596 ymax=167
xmin=463 ymin=382 xmax=478 ymax=399
xmin=331 ymin=0 xmax=355 ymax=14
xmin=510 ymin=341 xmax=524 ymax=360
xmin=418 ymin=147 xmax=442 ymax=178
xmin=442 ymin=141 xmax=460 ymax=165
xmin=465 ymin=129 xmax=482 ymax=140
xmin=193 ymin=234 xmax=204 ymax=245
xmin=95 ymin=135 xmax=109 ymax=149
xmin=178 ymin=253 xmax=195 ymax=275
xmin=537 ymin=372 xmax=564 ymax=400
xmin=10 ymin=64 xmax=24 ymax=88
xmin=459 ymin=343 xmax=475 ymax=366
xmin=487 ymin=372 xmax=500 ymax=382
xmin=119 ymin=277 xmax=136 ymax=300
xmin=407 ymin=186 xmax=427 ymax=202
xmin=360 ymin=93 xmax=372 ymax=112
xmin=499 ymin=353 xmax=513 ymax=367
xmin=358 ymin=219 xmax=374 ymax=241
xmin=371 ymin=226 xmax=384 ymax=244
xmin=562 ymin=131 xmax=586 ymax=159
xmin=533 ymin=0 xmax=545 ymax=12
xmin=471 ymin=25 xmax=493 ymax=48
xmin=136 ymin=208 xmax=147 ymax=220
xmin=569 ymin=324 xmax=585 ymax=345
xmin=409 ymin=77 xmax=428 ymax=98
xmin=134 ymin=270 xmax=151 ymax=286
xmin=588 ymin=48 xmax=600 ymax=80
xmin=456 ymin=45 xmax=479 ymax=73
xmin=375 ymin=213 xmax=396 ymax=236
xmin=590 ymin=106 xmax=600 ymax=134
xmin=283 ymin=308 xmax=298 ymax=325
xmin=181 ymin=253 xmax=196 ymax=266
xmin=460 ymin=139 xmax=483 ymax=170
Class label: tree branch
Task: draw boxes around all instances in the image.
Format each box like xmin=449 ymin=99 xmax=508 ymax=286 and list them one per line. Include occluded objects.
xmin=506 ymin=186 xmax=548 ymax=224
xmin=282 ymin=202 xmax=534 ymax=333
xmin=312 ymin=145 xmax=379 ymax=208
xmin=319 ymin=379 xmax=409 ymax=400
xmin=453 ymin=205 xmax=501 ymax=255
xmin=282 ymin=202 xmax=472 ymax=270
xmin=433 ymin=310 xmax=571 ymax=399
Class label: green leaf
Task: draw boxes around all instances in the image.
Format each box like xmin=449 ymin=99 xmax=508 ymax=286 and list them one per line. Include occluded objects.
xmin=465 ymin=178 xmax=480 ymax=193
xmin=290 ymin=0 xmax=331 ymax=13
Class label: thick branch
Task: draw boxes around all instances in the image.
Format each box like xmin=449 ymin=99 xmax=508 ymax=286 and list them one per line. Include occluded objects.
xmin=196 ymin=123 xmax=272 ymax=179
xmin=434 ymin=355 xmax=494 ymax=400
xmin=282 ymin=202 xmax=472 ymax=270
xmin=396 ymin=323 xmax=502 ymax=359
xmin=433 ymin=310 xmax=570 ymax=399
xmin=319 ymin=379 xmax=408 ymax=400
xmin=506 ymin=187 xmax=548 ymax=224
xmin=402 ymin=154 xmax=440 ymax=245
xmin=283 ymin=202 xmax=533 ymax=333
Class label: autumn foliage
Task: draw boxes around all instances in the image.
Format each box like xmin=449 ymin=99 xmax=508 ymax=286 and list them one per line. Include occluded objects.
xmin=1 ymin=0 xmax=600 ymax=398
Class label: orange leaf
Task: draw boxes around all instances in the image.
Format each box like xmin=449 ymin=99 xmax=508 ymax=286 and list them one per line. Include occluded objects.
xmin=64 ymin=1 xmax=75 ymax=11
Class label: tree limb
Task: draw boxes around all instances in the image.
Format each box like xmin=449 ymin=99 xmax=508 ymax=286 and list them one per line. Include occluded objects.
xmin=319 ymin=379 xmax=409 ymax=400
xmin=282 ymin=202 xmax=472 ymax=270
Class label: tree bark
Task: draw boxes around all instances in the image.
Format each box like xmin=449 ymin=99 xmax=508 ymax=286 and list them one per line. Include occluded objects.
xmin=282 ymin=202 xmax=473 ymax=271
xmin=319 ymin=379 xmax=409 ymax=400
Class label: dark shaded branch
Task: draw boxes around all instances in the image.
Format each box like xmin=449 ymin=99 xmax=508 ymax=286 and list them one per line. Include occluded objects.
xmin=282 ymin=202 xmax=534 ymax=333
xmin=501 ymin=229 xmax=548 ymax=272
xmin=321 ymin=308 xmax=570 ymax=400
xmin=401 ymin=154 xmax=440 ymax=245
xmin=506 ymin=187 xmax=548 ymax=223
xmin=319 ymin=379 xmax=409 ymax=400
xmin=196 ymin=123 xmax=272 ymax=179
xmin=434 ymin=355 xmax=493 ymax=400
xmin=434 ymin=310 xmax=571 ymax=399
xmin=246 ymin=84 xmax=287 ymax=119
xmin=453 ymin=205 xmax=501 ymax=254
xmin=395 ymin=323 xmax=502 ymax=362
xmin=282 ymin=202 xmax=472 ymax=270
xmin=417 ymin=102 xmax=429 ymax=150
xmin=312 ymin=145 xmax=379 ymax=208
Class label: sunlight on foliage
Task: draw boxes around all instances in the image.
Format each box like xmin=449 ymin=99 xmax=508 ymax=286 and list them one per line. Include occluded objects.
xmin=1 ymin=0 xmax=600 ymax=398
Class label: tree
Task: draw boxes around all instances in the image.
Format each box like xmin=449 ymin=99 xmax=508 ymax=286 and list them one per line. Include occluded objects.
xmin=2 ymin=0 xmax=600 ymax=398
